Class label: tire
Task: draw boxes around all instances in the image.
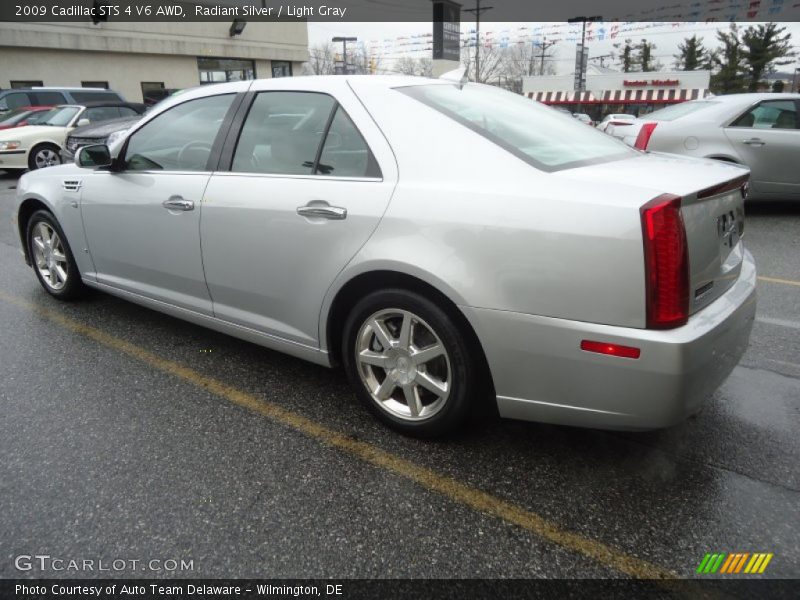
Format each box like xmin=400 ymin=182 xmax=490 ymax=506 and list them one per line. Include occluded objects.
xmin=28 ymin=143 xmax=62 ymax=170
xmin=26 ymin=210 xmax=85 ymax=300
xmin=342 ymin=288 xmax=483 ymax=437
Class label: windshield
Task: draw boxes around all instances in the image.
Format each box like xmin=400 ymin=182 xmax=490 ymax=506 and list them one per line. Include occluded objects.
xmin=40 ymin=106 xmax=81 ymax=127
xmin=399 ymin=83 xmax=634 ymax=171
xmin=642 ymin=101 xmax=720 ymax=122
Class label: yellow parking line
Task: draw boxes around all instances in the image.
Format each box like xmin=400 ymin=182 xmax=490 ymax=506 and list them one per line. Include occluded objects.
xmin=758 ymin=276 xmax=800 ymax=288
xmin=0 ymin=290 xmax=677 ymax=580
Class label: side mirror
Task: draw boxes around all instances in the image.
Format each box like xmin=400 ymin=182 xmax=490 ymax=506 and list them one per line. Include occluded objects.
xmin=76 ymin=144 xmax=112 ymax=169
xmin=76 ymin=118 xmax=90 ymax=127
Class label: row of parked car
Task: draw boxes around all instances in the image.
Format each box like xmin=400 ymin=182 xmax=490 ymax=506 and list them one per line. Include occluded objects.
xmin=0 ymin=86 xmax=157 ymax=172
xmin=571 ymin=93 xmax=799 ymax=201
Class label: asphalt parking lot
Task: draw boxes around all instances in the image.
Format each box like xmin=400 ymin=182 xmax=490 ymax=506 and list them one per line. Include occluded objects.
xmin=0 ymin=169 xmax=798 ymax=582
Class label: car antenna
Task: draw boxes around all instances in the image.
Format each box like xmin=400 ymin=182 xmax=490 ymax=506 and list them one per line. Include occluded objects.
xmin=439 ymin=66 xmax=469 ymax=89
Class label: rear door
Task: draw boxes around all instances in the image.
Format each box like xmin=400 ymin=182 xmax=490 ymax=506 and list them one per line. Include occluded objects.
xmin=200 ymin=80 xmax=397 ymax=347
xmin=724 ymin=99 xmax=800 ymax=197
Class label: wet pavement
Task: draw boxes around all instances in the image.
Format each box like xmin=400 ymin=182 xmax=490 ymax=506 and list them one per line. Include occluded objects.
xmin=0 ymin=170 xmax=798 ymax=580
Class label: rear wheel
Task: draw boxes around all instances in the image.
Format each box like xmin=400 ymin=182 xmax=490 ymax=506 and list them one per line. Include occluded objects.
xmin=28 ymin=143 xmax=62 ymax=170
xmin=342 ymin=288 xmax=481 ymax=437
xmin=26 ymin=210 xmax=85 ymax=300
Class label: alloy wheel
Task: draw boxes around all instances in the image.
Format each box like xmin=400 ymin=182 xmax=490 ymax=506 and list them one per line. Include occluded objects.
xmin=34 ymin=148 xmax=60 ymax=169
xmin=355 ymin=309 xmax=451 ymax=421
xmin=31 ymin=222 xmax=68 ymax=290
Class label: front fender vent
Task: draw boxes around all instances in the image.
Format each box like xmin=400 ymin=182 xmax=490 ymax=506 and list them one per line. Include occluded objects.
xmin=62 ymin=180 xmax=82 ymax=193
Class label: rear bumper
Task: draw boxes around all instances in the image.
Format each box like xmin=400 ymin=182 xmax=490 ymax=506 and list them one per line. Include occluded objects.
xmin=462 ymin=250 xmax=757 ymax=430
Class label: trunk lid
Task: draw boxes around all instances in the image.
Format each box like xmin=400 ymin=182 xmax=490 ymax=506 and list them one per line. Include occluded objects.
xmin=556 ymin=152 xmax=750 ymax=317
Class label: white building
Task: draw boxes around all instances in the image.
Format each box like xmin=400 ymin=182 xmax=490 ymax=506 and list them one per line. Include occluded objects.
xmin=523 ymin=69 xmax=711 ymax=119
xmin=0 ymin=19 xmax=308 ymax=103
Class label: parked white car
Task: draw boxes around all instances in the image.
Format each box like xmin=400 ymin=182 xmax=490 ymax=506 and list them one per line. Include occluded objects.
xmin=0 ymin=102 xmax=144 ymax=172
xmin=597 ymin=113 xmax=636 ymax=133
xmin=611 ymin=94 xmax=800 ymax=201
xmin=13 ymin=76 xmax=756 ymax=437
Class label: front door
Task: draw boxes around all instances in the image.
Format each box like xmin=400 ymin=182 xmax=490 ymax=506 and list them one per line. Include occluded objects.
xmin=80 ymin=92 xmax=238 ymax=315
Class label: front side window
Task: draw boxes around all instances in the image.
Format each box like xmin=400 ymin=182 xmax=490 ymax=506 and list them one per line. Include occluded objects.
xmin=232 ymin=92 xmax=335 ymax=175
xmin=82 ymin=106 xmax=123 ymax=123
xmin=124 ymin=94 xmax=234 ymax=171
xmin=731 ymin=100 xmax=798 ymax=130
xmin=399 ymin=83 xmax=634 ymax=171
xmin=2 ymin=92 xmax=32 ymax=111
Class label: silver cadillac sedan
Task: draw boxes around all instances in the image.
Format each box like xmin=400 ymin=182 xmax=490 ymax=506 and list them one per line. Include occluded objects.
xmin=13 ymin=76 xmax=756 ymax=437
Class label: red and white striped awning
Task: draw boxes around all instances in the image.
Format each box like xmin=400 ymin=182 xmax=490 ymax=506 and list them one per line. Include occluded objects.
xmin=527 ymin=88 xmax=706 ymax=104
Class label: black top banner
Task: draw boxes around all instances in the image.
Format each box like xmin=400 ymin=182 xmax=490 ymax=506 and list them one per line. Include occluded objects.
xmin=3 ymin=0 xmax=800 ymax=22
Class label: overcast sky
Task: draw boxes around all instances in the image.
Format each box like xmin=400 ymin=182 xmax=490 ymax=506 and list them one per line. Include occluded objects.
xmin=309 ymin=21 xmax=800 ymax=75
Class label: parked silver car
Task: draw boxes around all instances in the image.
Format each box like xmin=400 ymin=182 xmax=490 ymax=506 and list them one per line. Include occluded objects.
xmin=12 ymin=77 xmax=756 ymax=437
xmin=611 ymin=93 xmax=800 ymax=201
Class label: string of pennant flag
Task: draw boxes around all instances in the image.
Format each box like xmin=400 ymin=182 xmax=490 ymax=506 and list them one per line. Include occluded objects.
xmin=350 ymin=0 xmax=798 ymax=57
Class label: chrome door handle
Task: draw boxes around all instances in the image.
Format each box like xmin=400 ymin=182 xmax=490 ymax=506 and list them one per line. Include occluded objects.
xmin=296 ymin=202 xmax=347 ymax=220
xmin=162 ymin=197 xmax=194 ymax=211
xmin=742 ymin=138 xmax=765 ymax=146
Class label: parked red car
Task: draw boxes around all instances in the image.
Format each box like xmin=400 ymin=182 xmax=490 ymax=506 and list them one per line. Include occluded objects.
xmin=0 ymin=106 xmax=54 ymax=130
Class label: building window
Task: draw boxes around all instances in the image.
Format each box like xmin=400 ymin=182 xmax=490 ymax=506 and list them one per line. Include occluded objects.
xmin=141 ymin=81 xmax=167 ymax=104
xmin=272 ymin=61 xmax=293 ymax=78
xmin=82 ymin=81 xmax=109 ymax=89
xmin=197 ymin=57 xmax=255 ymax=84
xmin=10 ymin=80 xmax=43 ymax=89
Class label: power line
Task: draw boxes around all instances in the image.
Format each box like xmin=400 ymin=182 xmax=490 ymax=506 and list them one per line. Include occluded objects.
xmin=463 ymin=0 xmax=493 ymax=82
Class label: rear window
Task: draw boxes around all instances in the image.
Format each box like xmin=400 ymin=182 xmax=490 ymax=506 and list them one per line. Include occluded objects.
xmin=642 ymin=101 xmax=720 ymax=122
xmin=70 ymin=91 xmax=123 ymax=103
xmin=399 ymin=83 xmax=634 ymax=171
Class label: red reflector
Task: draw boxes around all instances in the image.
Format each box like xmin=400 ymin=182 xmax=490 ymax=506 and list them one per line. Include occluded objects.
xmin=634 ymin=122 xmax=658 ymax=150
xmin=580 ymin=340 xmax=641 ymax=359
xmin=640 ymin=194 xmax=689 ymax=329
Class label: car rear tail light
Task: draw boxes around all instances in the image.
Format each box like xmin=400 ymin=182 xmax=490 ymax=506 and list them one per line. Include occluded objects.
xmin=580 ymin=340 xmax=641 ymax=359
xmin=634 ymin=122 xmax=658 ymax=150
xmin=640 ymin=194 xmax=689 ymax=329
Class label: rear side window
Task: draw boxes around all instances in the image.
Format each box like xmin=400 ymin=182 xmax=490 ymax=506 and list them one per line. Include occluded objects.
xmin=400 ymin=83 xmax=633 ymax=171
xmin=316 ymin=106 xmax=380 ymax=178
xmin=33 ymin=91 xmax=67 ymax=105
xmin=70 ymin=91 xmax=123 ymax=103
xmin=232 ymin=92 xmax=334 ymax=176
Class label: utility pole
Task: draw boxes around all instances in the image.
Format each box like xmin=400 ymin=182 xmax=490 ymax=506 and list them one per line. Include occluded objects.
xmin=332 ymin=36 xmax=357 ymax=74
xmin=537 ymin=37 xmax=558 ymax=76
xmin=464 ymin=0 xmax=493 ymax=83
xmin=567 ymin=15 xmax=602 ymax=91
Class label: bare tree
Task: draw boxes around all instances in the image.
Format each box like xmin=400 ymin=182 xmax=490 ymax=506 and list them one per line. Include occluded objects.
xmin=393 ymin=56 xmax=433 ymax=77
xmin=461 ymin=45 xmax=504 ymax=83
xmin=499 ymin=43 xmax=556 ymax=93
xmin=305 ymin=43 xmax=336 ymax=75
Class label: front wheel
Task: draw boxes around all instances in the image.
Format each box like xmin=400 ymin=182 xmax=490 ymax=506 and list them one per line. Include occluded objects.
xmin=342 ymin=288 xmax=483 ymax=437
xmin=28 ymin=143 xmax=62 ymax=170
xmin=26 ymin=210 xmax=85 ymax=300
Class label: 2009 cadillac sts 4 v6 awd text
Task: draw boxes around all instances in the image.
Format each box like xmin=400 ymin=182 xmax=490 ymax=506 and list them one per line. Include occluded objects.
xmin=13 ymin=75 xmax=756 ymax=437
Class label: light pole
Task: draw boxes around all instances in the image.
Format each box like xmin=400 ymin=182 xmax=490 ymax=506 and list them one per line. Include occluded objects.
xmin=567 ymin=15 xmax=602 ymax=92
xmin=332 ymin=36 xmax=357 ymax=74
xmin=464 ymin=0 xmax=493 ymax=83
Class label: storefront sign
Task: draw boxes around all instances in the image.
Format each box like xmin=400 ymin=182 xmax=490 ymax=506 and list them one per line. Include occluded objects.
xmin=623 ymin=79 xmax=680 ymax=87
xmin=433 ymin=1 xmax=461 ymax=61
